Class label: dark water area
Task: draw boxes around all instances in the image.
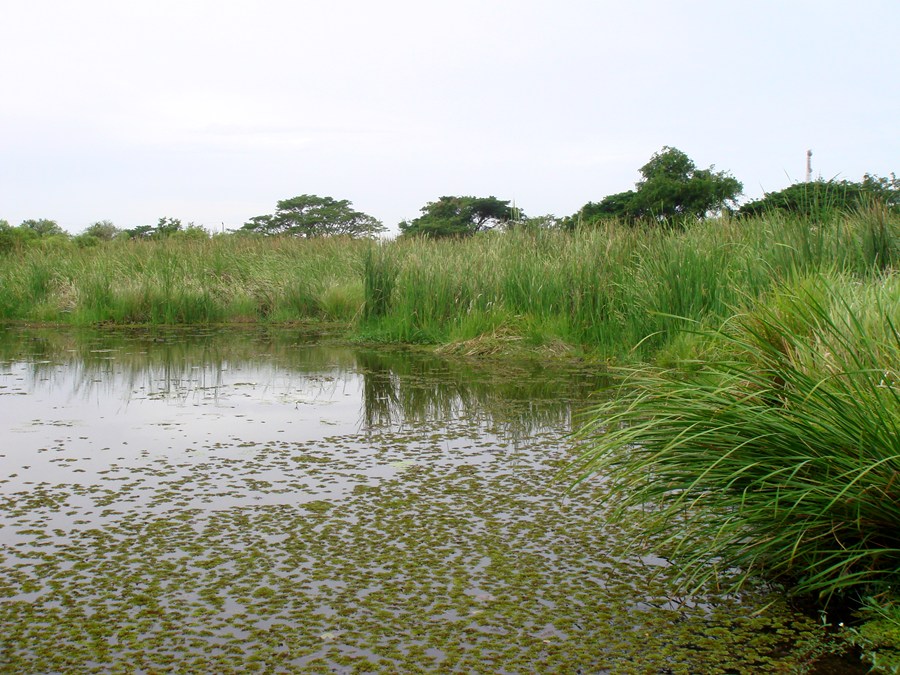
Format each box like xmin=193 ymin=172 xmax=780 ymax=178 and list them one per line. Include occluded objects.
xmin=0 ymin=327 xmax=858 ymax=673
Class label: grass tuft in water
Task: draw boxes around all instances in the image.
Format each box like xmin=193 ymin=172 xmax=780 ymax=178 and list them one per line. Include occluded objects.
xmin=572 ymin=273 xmax=900 ymax=605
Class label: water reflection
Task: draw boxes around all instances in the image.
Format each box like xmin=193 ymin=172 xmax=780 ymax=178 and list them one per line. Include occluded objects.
xmin=0 ymin=326 xmax=602 ymax=438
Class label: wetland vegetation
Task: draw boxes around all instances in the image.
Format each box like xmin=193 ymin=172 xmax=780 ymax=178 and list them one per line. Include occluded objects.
xmin=2 ymin=202 xmax=900 ymax=671
xmin=0 ymin=207 xmax=896 ymax=359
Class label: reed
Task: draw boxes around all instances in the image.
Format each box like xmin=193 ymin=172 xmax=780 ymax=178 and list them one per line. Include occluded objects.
xmin=1 ymin=210 xmax=897 ymax=362
xmin=0 ymin=235 xmax=368 ymax=325
xmin=571 ymin=273 xmax=900 ymax=603
xmin=359 ymin=210 xmax=899 ymax=358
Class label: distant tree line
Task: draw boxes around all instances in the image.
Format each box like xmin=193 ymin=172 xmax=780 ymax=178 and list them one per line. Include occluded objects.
xmin=3 ymin=147 xmax=897 ymax=251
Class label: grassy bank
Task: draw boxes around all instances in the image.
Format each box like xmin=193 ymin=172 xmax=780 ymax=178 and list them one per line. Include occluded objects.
xmin=1 ymin=208 xmax=896 ymax=362
xmin=360 ymin=206 xmax=896 ymax=357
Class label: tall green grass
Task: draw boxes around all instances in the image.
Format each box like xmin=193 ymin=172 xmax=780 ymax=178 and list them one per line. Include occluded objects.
xmin=359 ymin=209 xmax=899 ymax=358
xmin=1 ymin=210 xmax=897 ymax=362
xmin=571 ymin=274 xmax=900 ymax=603
xmin=0 ymin=236 xmax=367 ymax=325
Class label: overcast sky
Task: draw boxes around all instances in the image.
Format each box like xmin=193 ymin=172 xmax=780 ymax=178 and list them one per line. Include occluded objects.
xmin=2 ymin=0 xmax=898 ymax=234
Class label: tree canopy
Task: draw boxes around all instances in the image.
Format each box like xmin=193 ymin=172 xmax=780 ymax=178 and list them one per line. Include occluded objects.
xmin=241 ymin=195 xmax=384 ymax=238
xmin=399 ymin=196 xmax=519 ymax=238
xmin=21 ymin=218 xmax=65 ymax=237
xmin=573 ymin=147 xmax=742 ymax=226
xmin=82 ymin=220 xmax=120 ymax=240
xmin=738 ymin=174 xmax=899 ymax=219
xmin=0 ymin=219 xmax=67 ymax=252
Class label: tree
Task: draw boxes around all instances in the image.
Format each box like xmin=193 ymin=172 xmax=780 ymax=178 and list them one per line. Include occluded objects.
xmin=21 ymin=218 xmax=65 ymax=237
xmin=120 ymin=217 xmax=208 ymax=240
xmin=124 ymin=224 xmax=155 ymax=239
xmin=170 ymin=223 xmax=210 ymax=240
xmin=399 ymin=196 xmax=519 ymax=238
xmin=574 ymin=147 xmax=742 ymax=226
xmin=0 ymin=220 xmax=24 ymax=253
xmin=241 ymin=195 xmax=384 ymax=238
xmin=155 ymin=216 xmax=183 ymax=237
xmin=82 ymin=220 xmax=120 ymax=240
xmin=632 ymin=147 xmax=743 ymax=221
xmin=566 ymin=192 xmax=636 ymax=227
xmin=739 ymin=174 xmax=899 ymax=220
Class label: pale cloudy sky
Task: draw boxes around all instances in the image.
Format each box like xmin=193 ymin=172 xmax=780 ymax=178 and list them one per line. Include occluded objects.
xmin=1 ymin=0 xmax=898 ymax=234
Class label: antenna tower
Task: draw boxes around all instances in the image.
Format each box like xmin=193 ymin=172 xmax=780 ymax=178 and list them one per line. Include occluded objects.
xmin=806 ymin=150 xmax=813 ymax=182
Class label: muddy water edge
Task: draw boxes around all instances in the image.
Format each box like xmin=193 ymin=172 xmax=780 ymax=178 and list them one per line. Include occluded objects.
xmin=0 ymin=327 xmax=858 ymax=673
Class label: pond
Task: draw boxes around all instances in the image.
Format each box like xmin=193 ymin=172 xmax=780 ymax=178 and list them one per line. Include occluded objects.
xmin=0 ymin=327 xmax=848 ymax=673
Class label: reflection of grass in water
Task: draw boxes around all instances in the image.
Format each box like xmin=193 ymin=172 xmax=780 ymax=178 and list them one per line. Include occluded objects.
xmin=0 ymin=415 xmax=840 ymax=672
xmin=355 ymin=348 xmax=600 ymax=438
xmin=0 ymin=328 xmax=600 ymax=440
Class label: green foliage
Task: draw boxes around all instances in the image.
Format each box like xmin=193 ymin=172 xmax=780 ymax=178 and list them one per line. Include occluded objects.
xmin=864 ymin=173 xmax=900 ymax=207
xmin=0 ymin=220 xmax=29 ymax=254
xmin=740 ymin=175 xmax=900 ymax=220
xmin=1 ymin=210 xmax=898 ymax=360
xmin=363 ymin=208 xmax=899 ymax=356
xmin=399 ymin=196 xmax=519 ymax=238
xmin=155 ymin=216 xmax=183 ymax=237
xmin=569 ymin=191 xmax=636 ymax=226
xmin=81 ymin=220 xmax=120 ymax=240
xmin=21 ymin=218 xmax=66 ymax=237
xmin=72 ymin=234 xmax=100 ymax=248
xmin=122 ymin=218 xmax=209 ymax=241
xmin=0 ymin=220 xmax=72 ymax=253
xmin=574 ymin=147 xmax=742 ymax=226
xmin=241 ymin=194 xmax=385 ymax=238
xmin=846 ymin=596 xmax=900 ymax=673
xmin=170 ymin=223 xmax=210 ymax=240
xmin=572 ymin=275 xmax=900 ymax=604
xmin=124 ymin=224 xmax=155 ymax=239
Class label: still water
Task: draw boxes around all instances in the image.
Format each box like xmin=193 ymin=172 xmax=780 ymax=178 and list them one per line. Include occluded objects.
xmin=0 ymin=327 xmax=843 ymax=673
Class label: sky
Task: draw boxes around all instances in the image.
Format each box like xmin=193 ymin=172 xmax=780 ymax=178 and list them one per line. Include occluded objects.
xmin=1 ymin=0 xmax=898 ymax=235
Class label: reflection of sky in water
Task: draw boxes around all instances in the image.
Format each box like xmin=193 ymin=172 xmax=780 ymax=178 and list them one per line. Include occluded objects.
xmin=4 ymin=358 xmax=362 ymax=435
xmin=2 ymin=358 xmax=362 ymax=454
xmin=0 ymin=343 xmax=570 ymax=528
xmin=0 ymin=355 xmax=378 ymax=522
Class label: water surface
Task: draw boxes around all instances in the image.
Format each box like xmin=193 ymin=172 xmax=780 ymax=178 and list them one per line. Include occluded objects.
xmin=0 ymin=328 xmax=841 ymax=673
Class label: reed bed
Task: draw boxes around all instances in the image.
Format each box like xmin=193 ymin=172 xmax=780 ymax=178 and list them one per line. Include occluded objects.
xmin=1 ymin=207 xmax=897 ymax=362
xmin=359 ymin=206 xmax=899 ymax=359
xmin=0 ymin=235 xmax=368 ymax=325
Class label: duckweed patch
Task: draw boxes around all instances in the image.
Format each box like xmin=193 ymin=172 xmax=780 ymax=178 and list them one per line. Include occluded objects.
xmin=0 ymin=329 xmax=845 ymax=673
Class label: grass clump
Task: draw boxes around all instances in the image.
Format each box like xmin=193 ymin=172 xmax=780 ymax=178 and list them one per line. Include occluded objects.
xmin=573 ymin=273 xmax=900 ymax=607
